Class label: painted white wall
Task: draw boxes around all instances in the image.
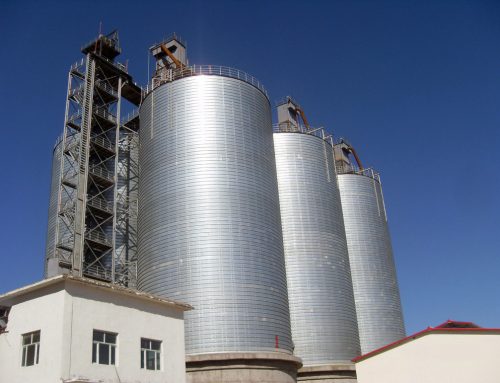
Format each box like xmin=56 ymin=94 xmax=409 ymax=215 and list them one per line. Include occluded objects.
xmin=0 ymin=280 xmax=187 ymax=383
xmin=0 ymin=288 xmax=66 ymax=383
xmin=65 ymin=282 xmax=186 ymax=383
xmin=356 ymin=333 xmax=500 ymax=383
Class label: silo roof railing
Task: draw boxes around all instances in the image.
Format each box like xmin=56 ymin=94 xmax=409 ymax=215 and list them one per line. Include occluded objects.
xmin=144 ymin=65 xmax=268 ymax=100
xmin=355 ymin=167 xmax=381 ymax=183
xmin=336 ymin=164 xmax=381 ymax=183
xmin=273 ymin=122 xmax=335 ymax=147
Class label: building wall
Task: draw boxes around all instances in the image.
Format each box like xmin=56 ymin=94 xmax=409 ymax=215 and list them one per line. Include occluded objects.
xmin=0 ymin=282 xmax=186 ymax=383
xmin=356 ymin=333 xmax=500 ymax=383
xmin=0 ymin=287 xmax=67 ymax=383
xmin=66 ymin=283 xmax=186 ymax=383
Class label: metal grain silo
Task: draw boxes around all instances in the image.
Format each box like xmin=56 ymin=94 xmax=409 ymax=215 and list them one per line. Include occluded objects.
xmin=273 ymin=100 xmax=360 ymax=366
xmin=45 ymin=134 xmax=78 ymax=277
xmin=137 ymin=59 xmax=293 ymax=356
xmin=45 ymin=137 xmax=64 ymax=276
xmin=114 ymin=130 xmax=139 ymax=287
xmin=335 ymin=141 xmax=405 ymax=354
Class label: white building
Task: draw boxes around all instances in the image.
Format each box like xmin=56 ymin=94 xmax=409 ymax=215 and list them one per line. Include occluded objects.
xmin=0 ymin=275 xmax=192 ymax=383
xmin=354 ymin=320 xmax=500 ymax=383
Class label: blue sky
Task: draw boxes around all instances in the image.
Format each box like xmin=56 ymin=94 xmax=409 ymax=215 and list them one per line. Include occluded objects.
xmin=1 ymin=0 xmax=499 ymax=335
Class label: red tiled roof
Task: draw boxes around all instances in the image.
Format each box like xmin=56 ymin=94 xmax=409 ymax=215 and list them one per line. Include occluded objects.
xmin=434 ymin=320 xmax=480 ymax=329
xmin=352 ymin=320 xmax=500 ymax=363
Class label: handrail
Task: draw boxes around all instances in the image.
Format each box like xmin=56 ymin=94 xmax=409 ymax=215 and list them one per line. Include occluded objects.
xmin=91 ymin=135 xmax=114 ymax=151
xmin=94 ymin=107 xmax=117 ymax=123
xmin=95 ymin=54 xmax=128 ymax=73
xmin=85 ymin=230 xmax=112 ymax=246
xmin=89 ymin=165 xmax=114 ymax=181
xmin=87 ymin=196 xmax=113 ymax=212
xmin=53 ymin=134 xmax=63 ymax=150
xmin=144 ymin=65 xmax=268 ymax=100
xmin=81 ymin=35 xmax=122 ymax=55
xmin=69 ymin=84 xmax=84 ymax=97
xmin=68 ymin=110 xmax=82 ymax=121
xmin=70 ymin=58 xmax=85 ymax=70
xmin=84 ymin=264 xmax=112 ymax=281
xmin=70 ymin=58 xmax=85 ymax=75
xmin=95 ymin=80 xmax=118 ymax=97
xmin=336 ymin=165 xmax=381 ymax=182
xmin=273 ymin=122 xmax=334 ymax=147
xmin=122 ymin=109 xmax=139 ymax=125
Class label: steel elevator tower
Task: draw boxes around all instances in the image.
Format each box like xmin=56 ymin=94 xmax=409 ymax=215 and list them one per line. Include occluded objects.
xmin=45 ymin=31 xmax=141 ymax=286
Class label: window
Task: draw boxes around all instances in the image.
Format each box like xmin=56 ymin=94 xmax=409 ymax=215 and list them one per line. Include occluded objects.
xmin=92 ymin=330 xmax=117 ymax=365
xmin=22 ymin=331 xmax=40 ymax=366
xmin=140 ymin=338 xmax=161 ymax=370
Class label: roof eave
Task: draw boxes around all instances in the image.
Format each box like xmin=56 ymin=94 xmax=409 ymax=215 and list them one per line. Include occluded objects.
xmin=0 ymin=275 xmax=193 ymax=312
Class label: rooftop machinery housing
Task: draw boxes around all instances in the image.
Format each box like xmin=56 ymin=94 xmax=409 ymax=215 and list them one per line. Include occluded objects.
xmin=44 ymin=31 xmax=405 ymax=383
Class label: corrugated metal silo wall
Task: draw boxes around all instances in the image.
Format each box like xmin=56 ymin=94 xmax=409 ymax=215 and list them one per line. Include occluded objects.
xmin=137 ymin=75 xmax=293 ymax=354
xmin=274 ymin=133 xmax=360 ymax=364
xmin=45 ymin=137 xmax=75 ymax=277
xmin=337 ymin=173 xmax=405 ymax=354
xmin=116 ymin=132 xmax=139 ymax=287
xmin=44 ymin=138 xmax=63 ymax=277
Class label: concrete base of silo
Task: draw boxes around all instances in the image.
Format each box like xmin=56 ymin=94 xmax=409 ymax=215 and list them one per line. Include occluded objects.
xmin=297 ymin=363 xmax=357 ymax=383
xmin=186 ymin=352 xmax=303 ymax=383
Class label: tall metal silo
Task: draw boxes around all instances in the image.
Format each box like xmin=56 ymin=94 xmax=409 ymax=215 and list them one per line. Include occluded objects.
xmin=137 ymin=38 xmax=295 ymax=370
xmin=113 ymin=128 xmax=139 ymax=287
xmin=45 ymin=136 xmax=65 ymax=276
xmin=334 ymin=141 xmax=405 ymax=354
xmin=273 ymin=99 xmax=360 ymax=368
xmin=45 ymin=133 xmax=80 ymax=277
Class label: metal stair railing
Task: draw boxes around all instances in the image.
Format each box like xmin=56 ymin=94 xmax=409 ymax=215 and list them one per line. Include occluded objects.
xmin=85 ymin=230 xmax=112 ymax=246
xmin=95 ymin=80 xmax=118 ymax=98
xmin=87 ymin=196 xmax=114 ymax=213
xmin=89 ymin=165 xmax=114 ymax=182
xmin=83 ymin=264 xmax=112 ymax=281
xmin=90 ymin=135 xmax=115 ymax=152
xmin=94 ymin=107 xmax=117 ymax=123
xmin=122 ymin=109 xmax=139 ymax=125
xmin=70 ymin=59 xmax=85 ymax=78
xmin=68 ymin=110 xmax=82 ymax=123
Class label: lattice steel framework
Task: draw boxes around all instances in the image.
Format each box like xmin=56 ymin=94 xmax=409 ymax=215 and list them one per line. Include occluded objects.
xmin=46 ymin=31 xmax=141 ymax=286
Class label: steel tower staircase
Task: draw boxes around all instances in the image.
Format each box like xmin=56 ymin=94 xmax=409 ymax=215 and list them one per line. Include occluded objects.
xmin=48 ymin=31 xmax=141 ymax=287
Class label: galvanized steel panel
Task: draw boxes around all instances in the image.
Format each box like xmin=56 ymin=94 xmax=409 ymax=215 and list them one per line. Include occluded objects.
xmin=138 ymin=76 xmax=292 ymax=354
xmin=45 ymin=138 xmax=75 ymax=276
xmin=115 ymin=133 xmax=139 ymax=286
xmin=337 ymin=173 xmax=405 ymax=354
xmin=274 ymin=133 xmax=360 ymax=365
xmin=45 ymin=139 xmax=63 ymax=276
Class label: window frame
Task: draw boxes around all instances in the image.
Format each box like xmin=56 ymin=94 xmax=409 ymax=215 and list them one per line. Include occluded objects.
xmin=21 ymin=330 xmax=40 ymax=367
xmin=140 ymin=337 xmax=162 ymax=371
xmin=92 ymin=330 xmax=117 ymax=366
